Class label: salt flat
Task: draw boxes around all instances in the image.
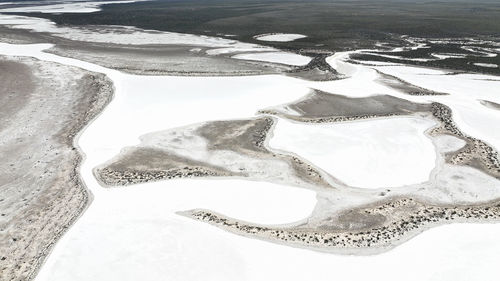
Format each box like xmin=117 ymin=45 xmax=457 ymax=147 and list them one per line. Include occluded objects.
xmin=1 ymin=38 xmax=499 ymax=281
xmin=474 ymin=63 xmax=498 ymax=68
xmin=0 ymin=1 xmax=141 ymax=13
xmin=0 ymin=14 xmax=251 ymax=47
xmin=310 ymin=51 xmax=403 ymax=98
xmin=268 ymin=117 xmax=437 ymax=189
xmin=1 ymin=1 xmax=500 ymax=280
xmin=0 ymin=43 xmax=316 ymax=281
xmin=254 ymin=33 xmax=307 ymax=42
xmin=233 ymin=52 xmax=312 ymax=66
xmin=0 ymin=13 xmax=309 ymax=68
xmin=372 ymin=64 xmax=500 ymax=151
xmin=36 ymin=185 xmax=500 ymax=281
xmin=12 ymin=42 xmax=494 ymax=280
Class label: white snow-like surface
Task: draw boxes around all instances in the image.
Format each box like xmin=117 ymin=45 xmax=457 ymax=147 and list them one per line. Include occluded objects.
xmin=37 ymin=216 xmax=500 ymax=281
xmin=0 ymin=14 xmax=253 ymax=47
xmin=205 ymin=46 xmax=274 ymax=55
xmin=0 ymin=12 xmax=308 ymax=65
xmin=372 ymin=64 xmax=500 ymax=151
xmin=7 ymin=41 xmax=496 ymax=281
xmin=254 ymin=33 xmax=307 ymax=42
xmin=0 ymin=1 xmax=310 ymax=65
xmin=0 ymin=43 xmax=319 ymax=281
xmin=311 ymin=51 xmax=406 ymax=98
xmin=233 ymin=52 xmax=312 ymax=66
xmin=0 ymin=1 xmax=141 ymax=13
xmin=1 ymin=13 xmax=500 ymax=280
xmin=4 ymin=41 xmax=498 ymax=281
xmin=431 ymin=53 xmax=468 ymax=60
xmin=269 ymin=117 xmax=437 ymax=189
xmin=134 ymin=123 xmax=303 ymax=185
xmin=462 ymin=46 xmax=498 ymax=58
xmin=474 ymin=63 xmax=498 ymax=68
xmin=362 ymin=52 xmax=435 ymax=62
xmin=355 ymin=60 xmax=404 ymax=66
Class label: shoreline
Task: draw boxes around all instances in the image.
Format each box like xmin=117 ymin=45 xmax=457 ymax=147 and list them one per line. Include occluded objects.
xmin=28 ymin=74 xmax=116 ymax=280
xmin=0 ymin=1 xmax=500 ymax=280
xmin=183 ymin=198 xmax=500 ymax=256
xmin=1 ymin=39 xmax=499 ymax=280
xmin=0 ymin=55 xmax=114 ymax=280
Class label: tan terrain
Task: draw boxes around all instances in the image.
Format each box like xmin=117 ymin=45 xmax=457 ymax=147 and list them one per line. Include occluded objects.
xmin=0 ymin=55 xmax=112 ymax=281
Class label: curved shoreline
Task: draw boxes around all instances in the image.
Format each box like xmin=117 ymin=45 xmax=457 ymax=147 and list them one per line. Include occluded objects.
xmin=0 ymin=3 xmax=499 ymax=279
xmin=0 ymin=54 xmax=114 ymax=281
xmin=1 ymin=39 xmax=498 ymax=280
xmin=28 ymin=77 xmax=113 ymax=279
xmin=27 ymin=73 xmax=116 ymax=280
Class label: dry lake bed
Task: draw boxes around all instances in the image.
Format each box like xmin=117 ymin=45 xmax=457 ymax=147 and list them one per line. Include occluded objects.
xmin=0 ymin=1 xmax=499 ymax=281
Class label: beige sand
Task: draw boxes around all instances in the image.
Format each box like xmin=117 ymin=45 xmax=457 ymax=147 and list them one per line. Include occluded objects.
xmin=0 ymin=55 xmax=113 ymax=281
